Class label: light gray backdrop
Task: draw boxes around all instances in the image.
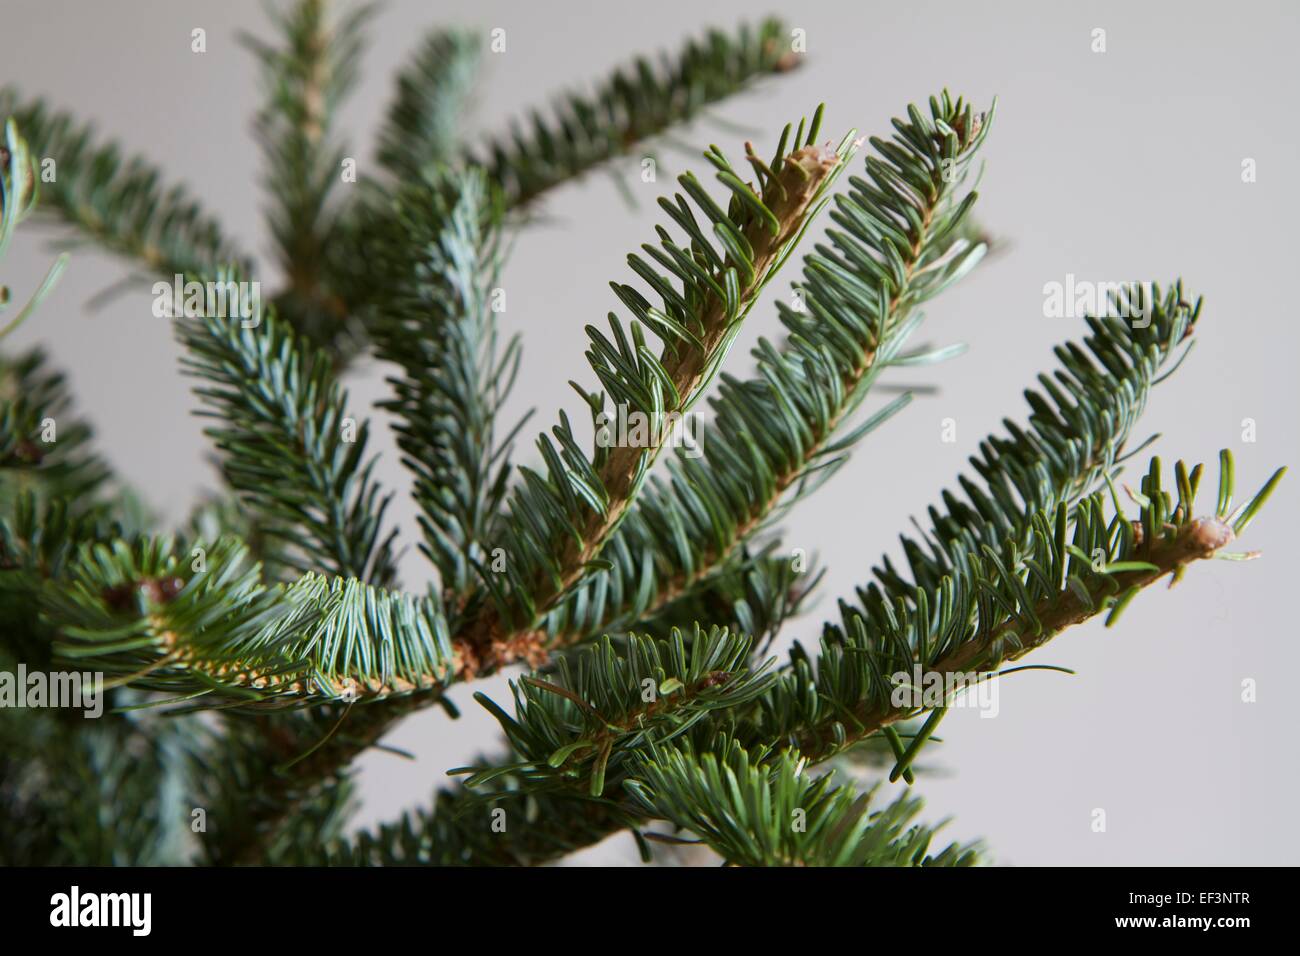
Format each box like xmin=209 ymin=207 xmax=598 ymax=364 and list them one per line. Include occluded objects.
xmin=3 ymin=0 xmax=1297 ymax=865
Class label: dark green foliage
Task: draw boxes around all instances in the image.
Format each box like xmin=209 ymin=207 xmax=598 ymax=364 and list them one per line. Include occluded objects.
xmin=768 ymin=285 xmax=1201 ymax=755
xmin=335 ymin=18 xmax=805 ymax=346
xmin=38 ymin=535 xmax=453 ymax=706
xmin=243 ymin=0 xmax=374 ymax=348
xmin=473 ymin=18 xmax=796 ymax=208
xmin=625 ymin=738 xmax=981 ymax=866
xmin=0 ymin=94 xmax=248 ymax=280
xmin=355 ymin=449 xmax=1278 ymax=867
xmin=462 ymin=627 xmax=778 ymax=797
xmin=760 ymin=449 xmax=1284 ymax=764
xmin=0 ymin=676 xmax=199 ymax=866
xmin=0 ymin=1 xmax=1285 ymax=867
xmin=368 ymin=168 xmax=522 ymax=603
xmin=0 ymin=347 xmax=110 ymax=504
xmin=376 ymin=30 xmax=481 ymax=182
xmin=175 ymin=278 xmax=399 ymax=585
xmin=468 ymin=108 xmax=854 ymax=647
xmin=536 ymin=92 xmax=991 ymax=645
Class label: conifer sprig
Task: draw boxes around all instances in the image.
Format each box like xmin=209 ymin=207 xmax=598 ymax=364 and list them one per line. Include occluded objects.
xmin=457 ymin=627 xmax=777 ymax=797
xmin=0 ymin=347 xmax=110 ymax=506
xmin=0 ymin=0 xmax=1286 ymax=866
xmin=0 ymin=125 xmax=119 ymax=661
xmin=0 ymin=699 xmax=198 ymax=865
xmin=624 ymin=737 xmax=980 ymax=867
xmin=369 ymin=168 xmax=524 ymax=605
xmin=474 ymin=19 xmax=799 ymax=209
xmin=328 ymin=267 xmax=1263 ymax=864
xmin=174 ymin=278 xmax=398 ymax=586
xmin=37 ymin=535 xmax=453 ymax=706
xmin=376 ymin=30 xmax=481 ymax=183
xmin=331 ymin=19 xmax=805 ymax=335
xmin=243 ymin=0 xmax=374 ymax=347
xmin=537 ymin=92 xmax=993 ymax=645
xmin=454 ymin=110 xmax=854 ymax=676
xmin=779 ymin=451 xmax=1285 ymax=765
xmin=0 ymin=93 xmax=248 ymax=280
xmin=336 ymin=450 xmax=1278 ymax=866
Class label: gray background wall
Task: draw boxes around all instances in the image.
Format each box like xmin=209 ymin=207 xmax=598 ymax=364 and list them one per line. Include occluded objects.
xmin=2 ymin=0 xmax=1297 ymax=864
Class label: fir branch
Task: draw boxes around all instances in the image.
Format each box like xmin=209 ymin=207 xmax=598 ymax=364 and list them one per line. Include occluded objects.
xmin=244 ymin=0 xmax=374 ymax=347
xmin=272 ymin=628 xmax=778 ymax=865
xmin=143 ymin=277 xmax=1255 ymax=864
xmin=211 ymin=552 xmax=817 ymax=865
xmin=298 ymin=631 xmax=779 ymax=866
xmin=196 ymin=695 xmax=429 ymax=865
xmin=38 ymin=535 xmax=453 ymax=706
xmin=456 ymin=110 xmax=853 ymax=676
xmin=782 ymin=452 xmax=1286 ymax=763
xmin=312 ymin=765 xmax=640 ymax=866
xmin=456 ymin=627 xmax=776 ymax=797
xmin=538 ymin=92 xmax=993 ymax=645
xmin=3 ymin=8 xmax=1285 ymax=869
xmin=625 ymin=737 xmax=979 ymax=866
xmin=22 ymin=501 xmax=445 ymax=865
xmin=0 ymin=492 xmax=117 ymax=587
xmin=328 ymin=20 xmax=803 ymax=331
xmin=739 ymin=284 xmax=1209 ymax=760
xmin=369 ymin=168 xmax=524 ymax=605
xmin=0 ymin=93 xmax=248 ymax=279
xmin=174 ymin=272 xmax=398 ymax=585
xmin=0 ymin=123 xmax=118 ymax=656
xmin=0 ymin=347 xmax=111 ymax=506
xmin=474 ymin=19 xmax=799 ymax=209
xmin=376 ymin=29 xmax=481 ymax=182
xmin=369 ymin=451 xmax=1280 ymax=866
xmin=387 ymin=270 xmax=1262 ymax=863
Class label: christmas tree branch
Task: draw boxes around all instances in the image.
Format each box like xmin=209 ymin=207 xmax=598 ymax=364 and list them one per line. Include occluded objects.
xmin=332 ymin=450 xmax=1279 ymax=865
xmin=375 ymin=29 xmax=481 ymax=183
xmin=1 ymin=347 xmax=110 ymax=506
xmin=473 ymin=19 xmax=800 ymax=210
xmin=36 ymin=536 xmax=452 ymax=706
xmin=0 ymin=686 xmax=199 ymax=865
xmin=244 ymin=0 xmax=374 ymax=348
xmin=312 ymin=627 xmax=783 ymax=865
xmin=788 ymin=453 xmax=1286 ymax=763
xmin=174 ymin=275 xmax=398 ymax=585
xmin=454 ymin=110 xmax=853 ymax=677
xmin=537 ymin=92 xmax=993 ymax=645
xmin=324 ymin=267 xmax=1242 ymax=863
xmin=368 ymin=168 xmax=525 ymax=606
xmin=1 ymin=122 xmax=118 ymax=658
xmin=624 ymin=737 xmax=980 ymax=866
xmin=329 ymin=19 xmax=804 ymax=337
xmin=0 ymin=92 xmax=249 ymax=280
